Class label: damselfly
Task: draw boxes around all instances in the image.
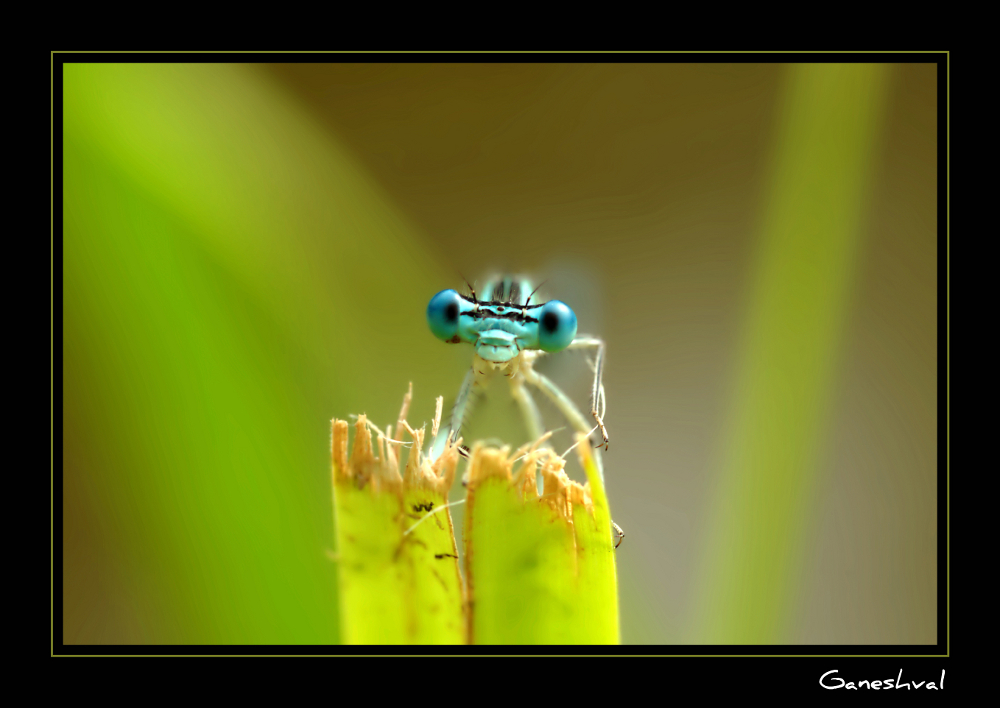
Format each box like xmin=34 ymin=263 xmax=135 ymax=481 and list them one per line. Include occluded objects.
xmin=426 ymin=275 xmax=610 ymax=483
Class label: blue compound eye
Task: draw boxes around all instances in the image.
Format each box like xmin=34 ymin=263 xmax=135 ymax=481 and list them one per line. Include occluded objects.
xmin=427 ymin=289 xmax=463 ymax=342
xmin=537 ymin=300 xmax=577 ymax=352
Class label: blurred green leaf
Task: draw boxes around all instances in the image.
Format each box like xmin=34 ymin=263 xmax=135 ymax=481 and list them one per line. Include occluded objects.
xmin=693 ymin=64 xmax=891 ymax=643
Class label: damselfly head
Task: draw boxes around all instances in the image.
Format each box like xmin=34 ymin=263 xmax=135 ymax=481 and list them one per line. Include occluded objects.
xmin=426 ymin=276 xmax=578 ymax=360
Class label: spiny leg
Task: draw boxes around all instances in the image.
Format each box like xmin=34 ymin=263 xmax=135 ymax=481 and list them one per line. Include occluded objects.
xmin=522 ymin=363 xmax=623 ymax=548
xmin=520 ymin=365 xmax=605 ymax=486
xmin=612 ymin=520 xmax=625 ymax=549
xmin=429 ymin=366 xmax=478 ymax=462
xmin=564 ymin=337 xmax=609 ymax=449
xmin=523 ymin=340 xmax=606 ymax=446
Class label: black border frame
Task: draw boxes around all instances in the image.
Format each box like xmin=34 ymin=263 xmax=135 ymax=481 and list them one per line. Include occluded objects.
xmin=52 ymin=52 xmax=949 ymax=668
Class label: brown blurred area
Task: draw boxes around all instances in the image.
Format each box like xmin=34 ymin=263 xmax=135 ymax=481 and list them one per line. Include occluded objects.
xmin=264 ymin=63 xmax=937 ymax=643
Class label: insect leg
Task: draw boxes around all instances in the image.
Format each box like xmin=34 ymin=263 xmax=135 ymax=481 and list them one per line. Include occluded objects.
xmin=509 ymin=378 xmax=548 ymax=493
xmin=612 ymin=520 xmax=625 ymax=549
xmin=520 ymin=365 xmax=606 ymax=485
xmin=429 ymin=366 xmax=478 ymax=462
xmin=510 ymin=379 xmax=545 ymax=443
xmin=522 ymin=350 xmax=620 ymax=535
xmin=564 ymin=336 xmax=609 ymax=449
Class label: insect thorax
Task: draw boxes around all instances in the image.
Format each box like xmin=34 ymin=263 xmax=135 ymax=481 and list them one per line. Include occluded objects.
xmin=473 ymin=350 xmax=522 ymax=379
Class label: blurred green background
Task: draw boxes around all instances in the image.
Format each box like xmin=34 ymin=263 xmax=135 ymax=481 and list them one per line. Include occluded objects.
xmin=62 ymin=62 xmax=937 ymax=644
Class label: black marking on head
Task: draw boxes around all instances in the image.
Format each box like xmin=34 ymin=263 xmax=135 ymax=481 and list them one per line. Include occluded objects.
xmin=460 ymin=307 xmax=540 ymax=324
xmin=444 ymin=300 xmax=459 ymax=322
xmin=541 ymin=310 xmax=559 ymax=333
xmin=435 ymin=553 xmax=458 ymax=559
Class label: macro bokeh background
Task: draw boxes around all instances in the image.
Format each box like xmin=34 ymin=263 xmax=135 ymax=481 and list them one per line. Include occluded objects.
xmin=62 ymin=62 xmax=938 ymax=644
